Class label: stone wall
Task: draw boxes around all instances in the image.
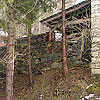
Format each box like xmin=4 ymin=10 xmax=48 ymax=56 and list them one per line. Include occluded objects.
xmin=14 ymin=34 xmax=62 ymax=73
xmin=91 ymin=0 xmax=100 ymax=74
xmin=0 ymin=31 xmax=91 ymax=75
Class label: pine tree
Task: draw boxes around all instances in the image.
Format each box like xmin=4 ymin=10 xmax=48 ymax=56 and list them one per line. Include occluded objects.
xmin=6 ymin=2 xmax=15 ymax=100
xmin=62 ymin=0 xmax=68 ymax=77
xmin=15 ymin=0 xmax=57 ymax=87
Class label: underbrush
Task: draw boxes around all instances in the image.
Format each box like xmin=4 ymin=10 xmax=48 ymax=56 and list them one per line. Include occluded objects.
xmin=0 ymin=66 xmax=100 ymax=100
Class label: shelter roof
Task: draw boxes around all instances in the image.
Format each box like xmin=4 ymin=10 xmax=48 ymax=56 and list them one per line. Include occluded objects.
xmin=40 ymin=0 xmax=91 ymax=33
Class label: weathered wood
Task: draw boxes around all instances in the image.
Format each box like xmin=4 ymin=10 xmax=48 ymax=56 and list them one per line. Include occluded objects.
xmin=41 ymin=0 xmax=90 ymax=24
xmin=50 ymin=18 xmax=90 ymax=28
xmin=66 ymin=18 xmax=90 ymax=26
xmin=50 ymin=24 xmax=60 ymax=33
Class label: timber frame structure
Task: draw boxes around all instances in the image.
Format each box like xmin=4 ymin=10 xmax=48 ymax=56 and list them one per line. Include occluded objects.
xmin=40 ymin=0 xmax=91 ymax=34
xmin=40 ymin=0 xmax=100 ymax=74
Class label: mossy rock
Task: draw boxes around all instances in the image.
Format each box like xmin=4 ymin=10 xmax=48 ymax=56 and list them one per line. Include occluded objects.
xmin=87 ymin=82 xmax=100 ymax=96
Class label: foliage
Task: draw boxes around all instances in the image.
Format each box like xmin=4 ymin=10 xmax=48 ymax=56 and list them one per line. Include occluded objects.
xmin=0 ymin=0 xmax=8 ymax=32
xmin=0 ymin=19 xmax=7 ymax=32
xmin=87 ymin=82 xmax=100 ymax=95
xmin=0 ymin=0 xmax=57 ymax=34
xmin=15 ymin=0 xmax=57 ymax=27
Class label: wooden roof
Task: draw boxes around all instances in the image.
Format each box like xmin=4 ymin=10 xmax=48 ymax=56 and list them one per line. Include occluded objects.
xmin=40 ymin=0 xmax=91 ymax=33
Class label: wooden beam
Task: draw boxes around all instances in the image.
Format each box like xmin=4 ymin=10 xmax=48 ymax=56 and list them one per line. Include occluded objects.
xmin=66 ymin=18 xmax=90 ymax=26
xmin=43 ymin=22 xmax=51 ymax=27
xmin=50 ymin=18 xmax=90 ymax=28
xmin=47 ymin=7 xmax=90 ymax=26
xmin=41 ymin=1 xmax=90 ymax=24
xmin=50 ymin=24 xmax=61 ymax=33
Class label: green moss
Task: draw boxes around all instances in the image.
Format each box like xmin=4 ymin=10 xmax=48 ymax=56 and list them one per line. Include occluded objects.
xmin=87 ymin=82 xmax=100 ymax=95
xmin=73 ymin=84 xmax=79 ymax=90
xmin=66 ymin=72 xmax=71 ymax=79
xmin=33 ymin=42 xmax=38 ymax=45
xmin=95 ymin=75 xmax=99 ymax=80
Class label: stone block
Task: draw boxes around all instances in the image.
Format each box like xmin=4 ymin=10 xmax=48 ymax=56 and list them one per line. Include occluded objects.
xmin=47 ymin=57 xmax=52 ymax=62
xmin=91 ymin=46 xmax=100 ymax=52
xmin=42 ymin=54 xmax=48 ymax=58
xmin=51 ymin=62 xmax=62 ymax=68
xmin=91 ymin=68 xmax=100 ymax=74
xmin=91 ymin=52 xmax=99 ymax=57
xmin=54 ymin=53 xmax=61 ymax=57
xmin=74 ymin=61 xmax=82 ymax=65
xmin=41 ymin=58 xmax=47 ymax=63
xmin=55 ymin=56 xmax=62 ymax=62
xmin=91 ymin=58 xmax=97 ymax=63
xmin=91 ymin=62 xmax=100 ymax=68
xmin=92 ymin=37 xmax=100 ymax=43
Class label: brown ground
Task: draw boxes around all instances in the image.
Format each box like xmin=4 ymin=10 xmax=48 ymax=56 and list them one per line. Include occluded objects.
xmin=0 ymin=65 xmax=100 ymax=100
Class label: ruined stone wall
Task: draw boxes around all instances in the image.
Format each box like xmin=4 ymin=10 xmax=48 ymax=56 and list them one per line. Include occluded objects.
xmin=0 ymin=31 xmax=91 ymax=75
xmin=91 ymin=0 xmax=100 ymax=74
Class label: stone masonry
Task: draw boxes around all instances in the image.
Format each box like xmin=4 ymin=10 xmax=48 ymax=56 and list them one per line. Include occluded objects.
xmin=91 ymin=0 xmax=100 ymax=74
xmin=0 ymin=32 xmax=91 ymax=76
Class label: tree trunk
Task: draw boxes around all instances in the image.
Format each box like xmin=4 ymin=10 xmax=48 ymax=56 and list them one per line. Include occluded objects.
xmin=62 ymin=0 xmax=68 ymax=77
xmin=27 ymin=13 xmax=33 ymax=87
xmin=6 ymin=4 xmax=14 ymax=100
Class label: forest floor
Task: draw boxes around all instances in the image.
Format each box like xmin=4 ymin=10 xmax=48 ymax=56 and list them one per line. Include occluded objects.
xmin=0 ymin=65 xmax=100 ymax=100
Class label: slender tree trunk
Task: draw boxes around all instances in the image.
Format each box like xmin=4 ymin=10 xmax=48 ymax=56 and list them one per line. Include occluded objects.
xmin=27 ymin=13 xmax=33 ymax=87
xmin=6 ymin=4 xmax=14 ymax=100
xmin=62 ymin=0 xmax=68 ymax=77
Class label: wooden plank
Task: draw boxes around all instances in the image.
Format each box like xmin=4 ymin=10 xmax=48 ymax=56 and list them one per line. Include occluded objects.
xmin=50 ymin=24 xmax=60 ymax=33
xmin=66 ymin=18 xmax=90 ymax=26
xmin=50 ymin=18 xmax=90 ymax=27
xmin=41 ymin=1 xmax=91 ymax=24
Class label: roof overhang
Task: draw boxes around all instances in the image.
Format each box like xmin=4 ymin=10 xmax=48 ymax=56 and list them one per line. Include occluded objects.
xmin=40 ymin=0 xmax=91 ymax=33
